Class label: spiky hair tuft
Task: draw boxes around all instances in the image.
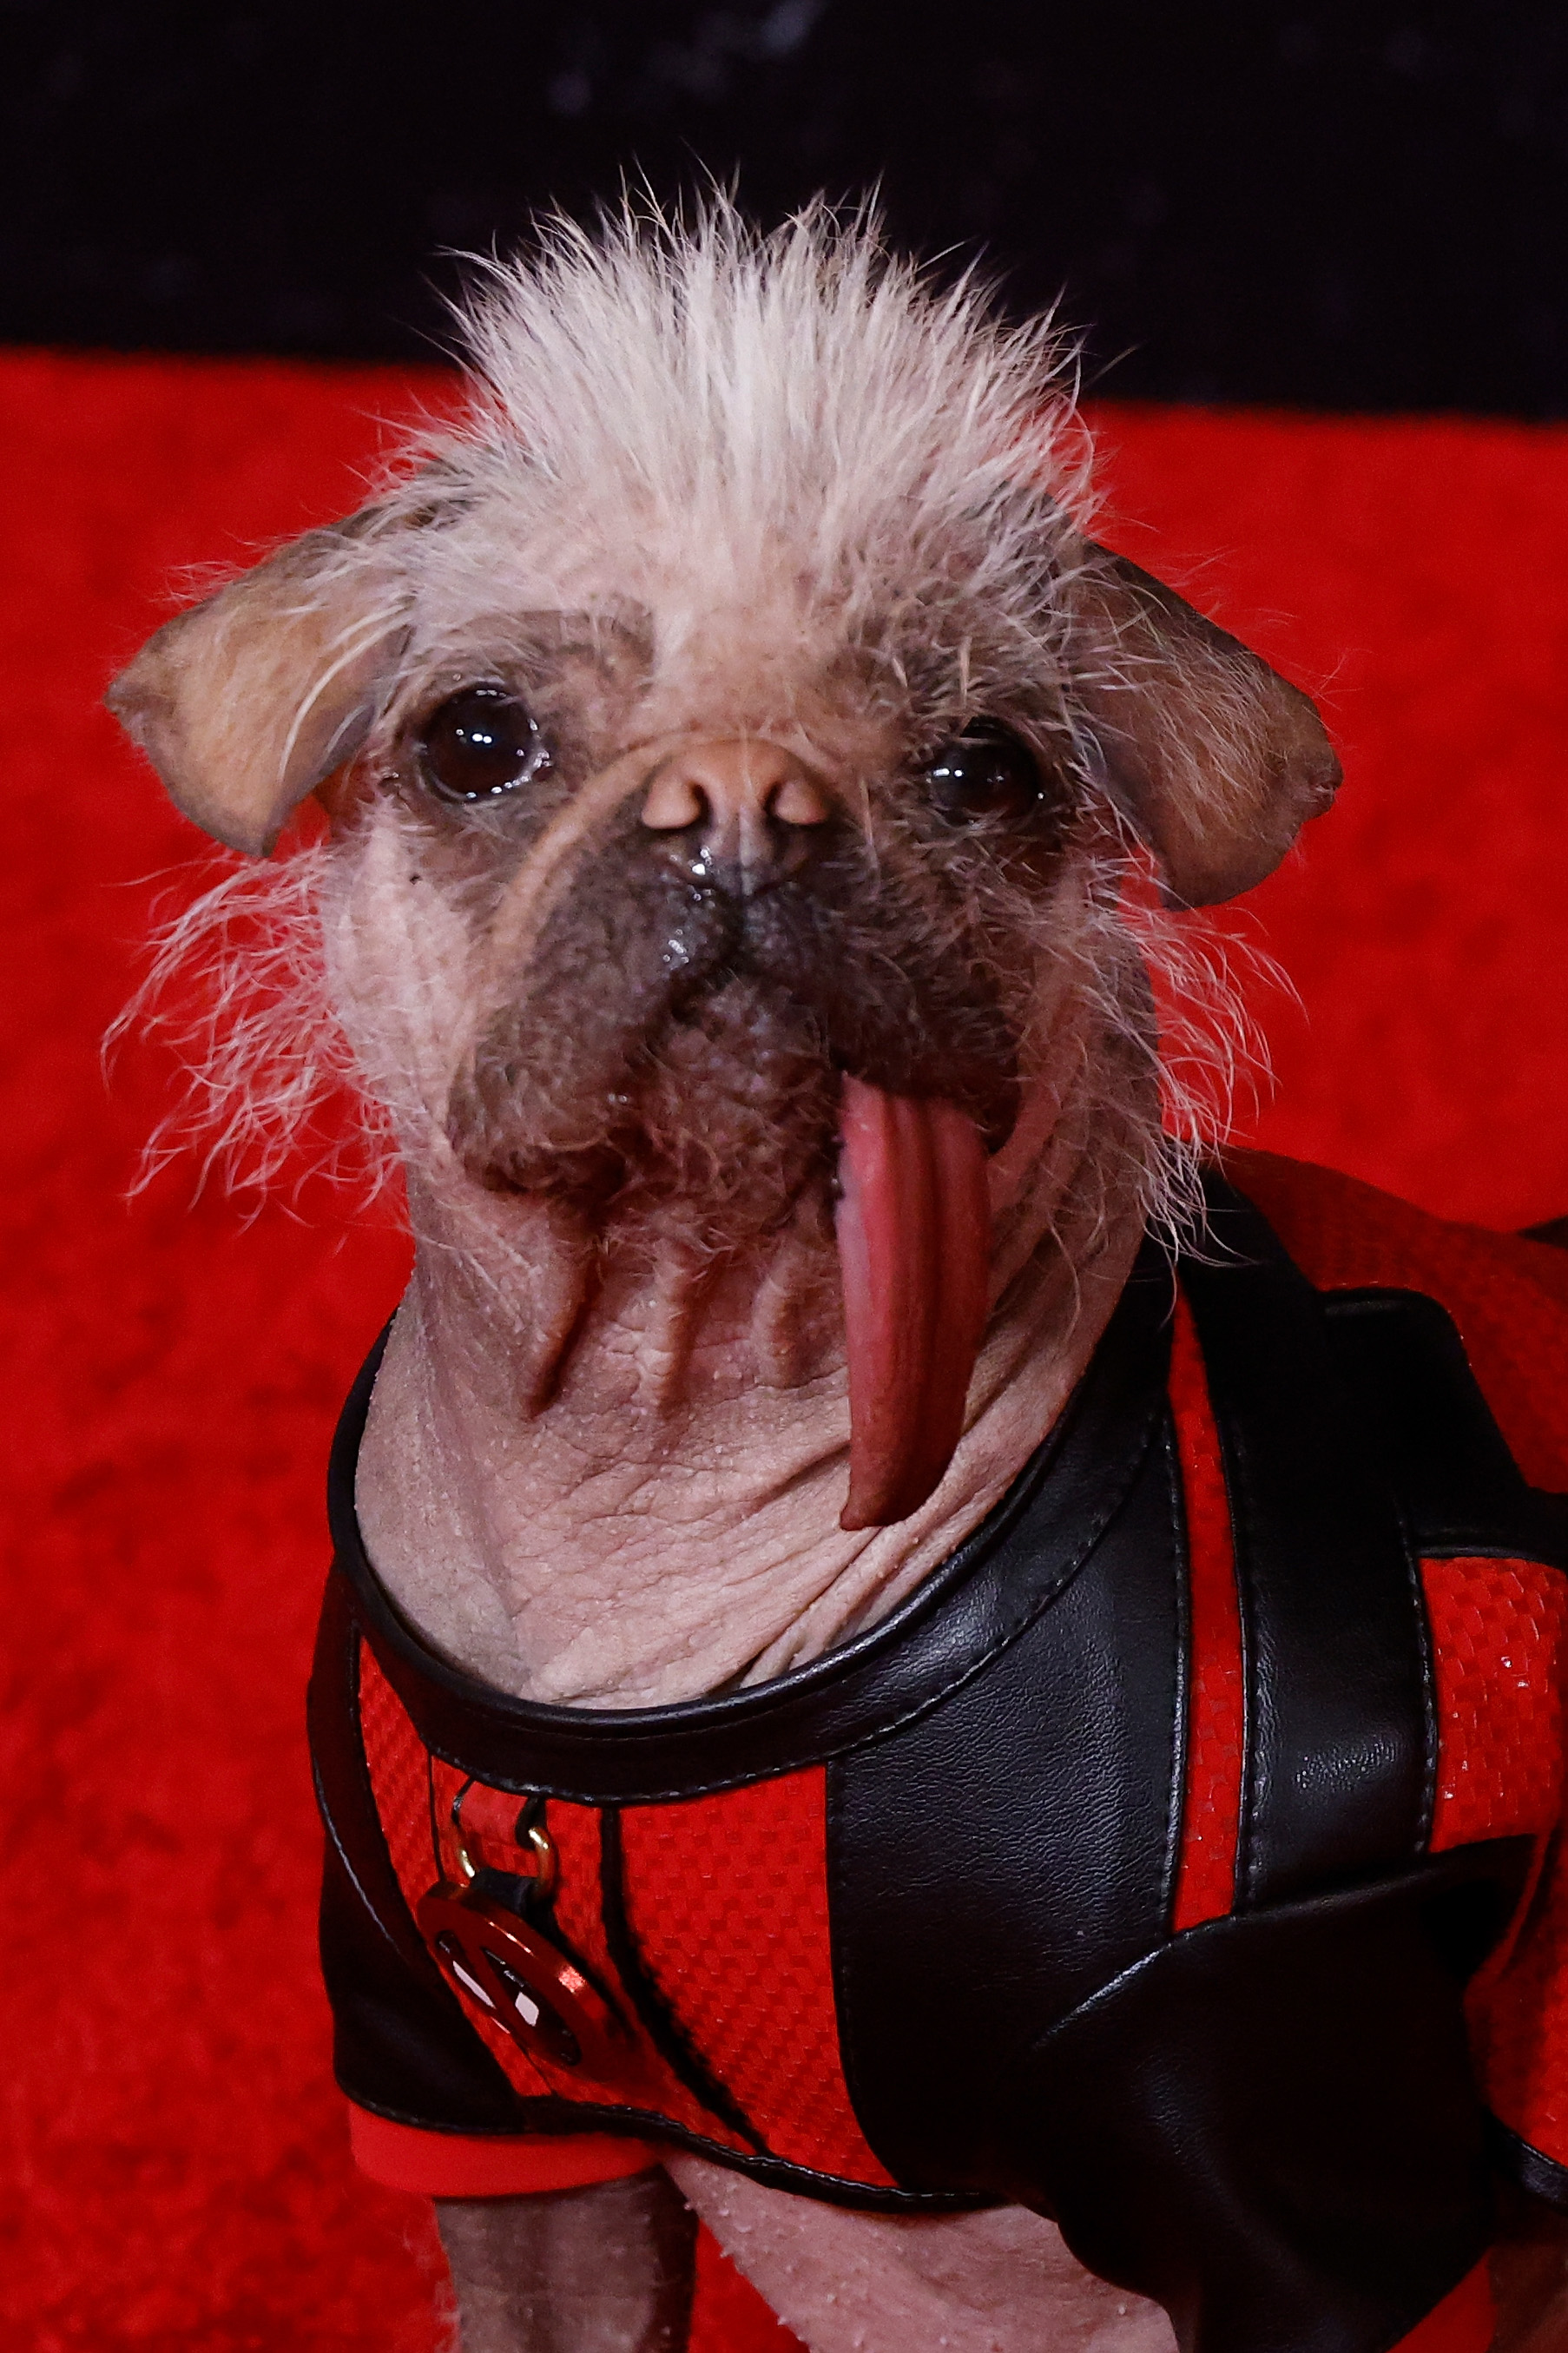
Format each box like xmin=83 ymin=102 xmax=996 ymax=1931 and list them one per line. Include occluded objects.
xmin=115 ymin=198 xmax=1266 ymax=1235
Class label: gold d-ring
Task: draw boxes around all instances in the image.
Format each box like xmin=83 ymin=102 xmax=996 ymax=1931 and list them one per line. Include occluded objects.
xmin=449 ymin=1783 xmax=558 ymax=1899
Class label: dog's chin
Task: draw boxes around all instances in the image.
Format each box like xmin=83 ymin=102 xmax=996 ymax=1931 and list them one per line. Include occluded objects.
xmin=608 ymin=975 xmax=845 ymax=1254
xmin=451 ymin=973 xmax=841 ymax=1257
xmin=449 ymin=956 xmax=1023 ymax=1262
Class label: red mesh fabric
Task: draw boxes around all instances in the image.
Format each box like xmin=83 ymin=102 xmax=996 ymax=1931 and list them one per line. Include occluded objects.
xmin=1423 ymin=1559 xmax=1568 ymax=1853
xmin=1226 ymin=1150 xmax=1568 ymax=1493
xmin=619 ymin=1770 xmax=897 ymax=2185
xmin=359 ymin=1644 xmax=753 ymax=2146
xmin=357 ymin=1643 xmax=443 ymax=1918
xmin=1169 ymin=1291 xmax=1246 ymax=1932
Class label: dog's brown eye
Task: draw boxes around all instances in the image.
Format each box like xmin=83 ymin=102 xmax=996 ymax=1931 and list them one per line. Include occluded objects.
xmin=417 ymin=686 xmax=550 ymax=803
xmin=924 ymin=723 xmax=1043 ymax=824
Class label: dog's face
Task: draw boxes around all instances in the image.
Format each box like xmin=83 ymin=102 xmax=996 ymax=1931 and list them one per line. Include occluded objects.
xmin=330 ymin=555 xmax=1090 ymax=1262
xmin=108 ymin=208 xmax=1339 ymax=1520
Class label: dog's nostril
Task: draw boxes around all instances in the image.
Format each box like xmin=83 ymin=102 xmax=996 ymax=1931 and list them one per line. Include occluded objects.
xmin=639 ymin=742 xmax=835 ymax=895
xmin=769 ymin=772 xmax=831 ymax=829
xmin=640 ymin=741 xmax=832 ymax=840
xmin=641 ymin=769 xmax=708 ymax=833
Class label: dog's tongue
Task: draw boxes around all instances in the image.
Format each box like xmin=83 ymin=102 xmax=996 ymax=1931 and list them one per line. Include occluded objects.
xmin=834 ymin=1076 xmax=992 ymax=1531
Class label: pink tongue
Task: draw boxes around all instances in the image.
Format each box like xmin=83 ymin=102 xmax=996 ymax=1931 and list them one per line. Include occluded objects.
xmin=834 ymin=1076 xmax=992 ymax=1531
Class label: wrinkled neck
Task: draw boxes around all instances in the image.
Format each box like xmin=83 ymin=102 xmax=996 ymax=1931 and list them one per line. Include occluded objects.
xmin=354 ymin=1044 xmax=1153 ymax=1708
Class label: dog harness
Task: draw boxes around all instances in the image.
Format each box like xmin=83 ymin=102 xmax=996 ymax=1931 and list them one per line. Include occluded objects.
xmin=310 ymin=1156 xmax=1568 ymax=2353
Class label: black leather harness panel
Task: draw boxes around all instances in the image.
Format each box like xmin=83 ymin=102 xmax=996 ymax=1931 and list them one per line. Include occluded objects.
xmin=1322 ymin=1283 xmax=1568 ymax=1565
xmin=1181 ymin=1176 xmax=1433 ymax=1908
xmin=827 ymin=1406 xmax=1186 ymax=2194
xmin=998 ymin=1839 xmax=1527 ymax=2353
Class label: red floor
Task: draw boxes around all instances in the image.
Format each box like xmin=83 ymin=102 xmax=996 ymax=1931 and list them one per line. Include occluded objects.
xmin=3 ymin=349 xmax=1565 ymax=2347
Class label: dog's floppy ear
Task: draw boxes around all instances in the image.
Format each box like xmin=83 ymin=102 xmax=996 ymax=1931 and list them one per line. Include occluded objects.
xmin=106 ymin=505 xmax=412 ymax=857
xmin=1068 ymin=545 xmax=1341 ymax=906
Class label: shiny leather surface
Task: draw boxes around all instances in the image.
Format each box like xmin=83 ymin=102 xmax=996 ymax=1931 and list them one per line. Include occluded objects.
xmin=827 ymin=1416 xmax=1186 ymax=2192
xmin=1183 ymin=1176 xmax=1432 ymax=1908
xmin=1003 ymin=1840 xmax=1531 ymax=2353
xmin=1322 ymin=1286 xmax=1568 ymax=1565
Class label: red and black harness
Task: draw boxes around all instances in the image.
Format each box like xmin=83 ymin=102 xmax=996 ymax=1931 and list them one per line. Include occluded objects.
xmin=309 ymin=1176 xmax=1568 ymax=2353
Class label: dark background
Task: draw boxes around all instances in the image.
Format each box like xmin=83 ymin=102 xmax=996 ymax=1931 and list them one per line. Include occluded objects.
xmin=3 ymin=0 xmax=1566 ymax=413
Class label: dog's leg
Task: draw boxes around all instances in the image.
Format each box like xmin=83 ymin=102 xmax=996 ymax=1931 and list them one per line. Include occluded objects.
xmin=436 ymin=2167 xmax=697 ymax=2353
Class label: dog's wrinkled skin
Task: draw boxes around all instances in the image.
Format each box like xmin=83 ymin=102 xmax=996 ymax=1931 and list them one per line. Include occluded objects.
xmin=109 ymin=208 xmax=1564 ymax=2350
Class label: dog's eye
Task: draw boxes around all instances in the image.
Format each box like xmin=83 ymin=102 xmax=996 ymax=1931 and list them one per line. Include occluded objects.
xmin=923 ymin=723 xmax=1043 ymax=824
xmin=417 ymin=686 xmax=550 ymax=803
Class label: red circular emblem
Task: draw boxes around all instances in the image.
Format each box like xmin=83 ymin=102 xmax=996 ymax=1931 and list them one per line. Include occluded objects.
xmin=417 ymin=1881 xmax=637 ymax=2086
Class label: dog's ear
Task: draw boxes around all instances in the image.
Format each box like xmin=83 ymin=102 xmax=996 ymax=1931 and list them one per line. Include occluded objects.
xmin=106 ymin=505 xmax=412 ymax=856
xmin=1068 ymin=546 xmax=1341 ymax=906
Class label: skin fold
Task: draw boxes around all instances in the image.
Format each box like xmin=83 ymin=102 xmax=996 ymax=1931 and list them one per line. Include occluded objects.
xmin=352 ymin=975 xmax=1150 ymax=1710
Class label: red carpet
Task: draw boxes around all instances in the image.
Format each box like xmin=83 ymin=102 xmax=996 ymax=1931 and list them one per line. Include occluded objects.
xmin=3 ymin=348 xmax=1565 ymax=2347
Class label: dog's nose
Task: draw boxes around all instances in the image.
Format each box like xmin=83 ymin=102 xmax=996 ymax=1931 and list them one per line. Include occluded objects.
xmin=640 ymin=739 xmax=833 ymax=893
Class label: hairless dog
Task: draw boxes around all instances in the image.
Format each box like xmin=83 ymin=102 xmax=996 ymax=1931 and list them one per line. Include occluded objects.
xmin=109 ymin=205 xmax=1568 ymax=2353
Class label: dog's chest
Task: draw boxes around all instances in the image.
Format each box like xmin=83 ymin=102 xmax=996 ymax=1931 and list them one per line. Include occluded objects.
xmin=314 ymin=1178 xmax=1568 ymax=2352
xmin=336 ymin=1240 xmax=1198 ymax=2199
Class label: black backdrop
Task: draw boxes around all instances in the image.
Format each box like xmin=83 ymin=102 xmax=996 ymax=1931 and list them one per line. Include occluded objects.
xmin=4 ymin=0 xmax=1566 ymax=413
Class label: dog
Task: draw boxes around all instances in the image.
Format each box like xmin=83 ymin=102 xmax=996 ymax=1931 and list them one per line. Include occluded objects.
xmin=109 ymin=203 xmax=1568 ymax=2353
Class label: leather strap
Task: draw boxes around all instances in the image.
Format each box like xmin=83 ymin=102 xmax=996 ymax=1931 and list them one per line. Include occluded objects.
xmin=1181 ymin=1174 xmax=1433 ymax=1908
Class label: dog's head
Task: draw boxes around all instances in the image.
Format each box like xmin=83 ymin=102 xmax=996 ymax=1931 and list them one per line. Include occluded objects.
xmin=109 ymin=205 xmax=1338 ymax=1522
